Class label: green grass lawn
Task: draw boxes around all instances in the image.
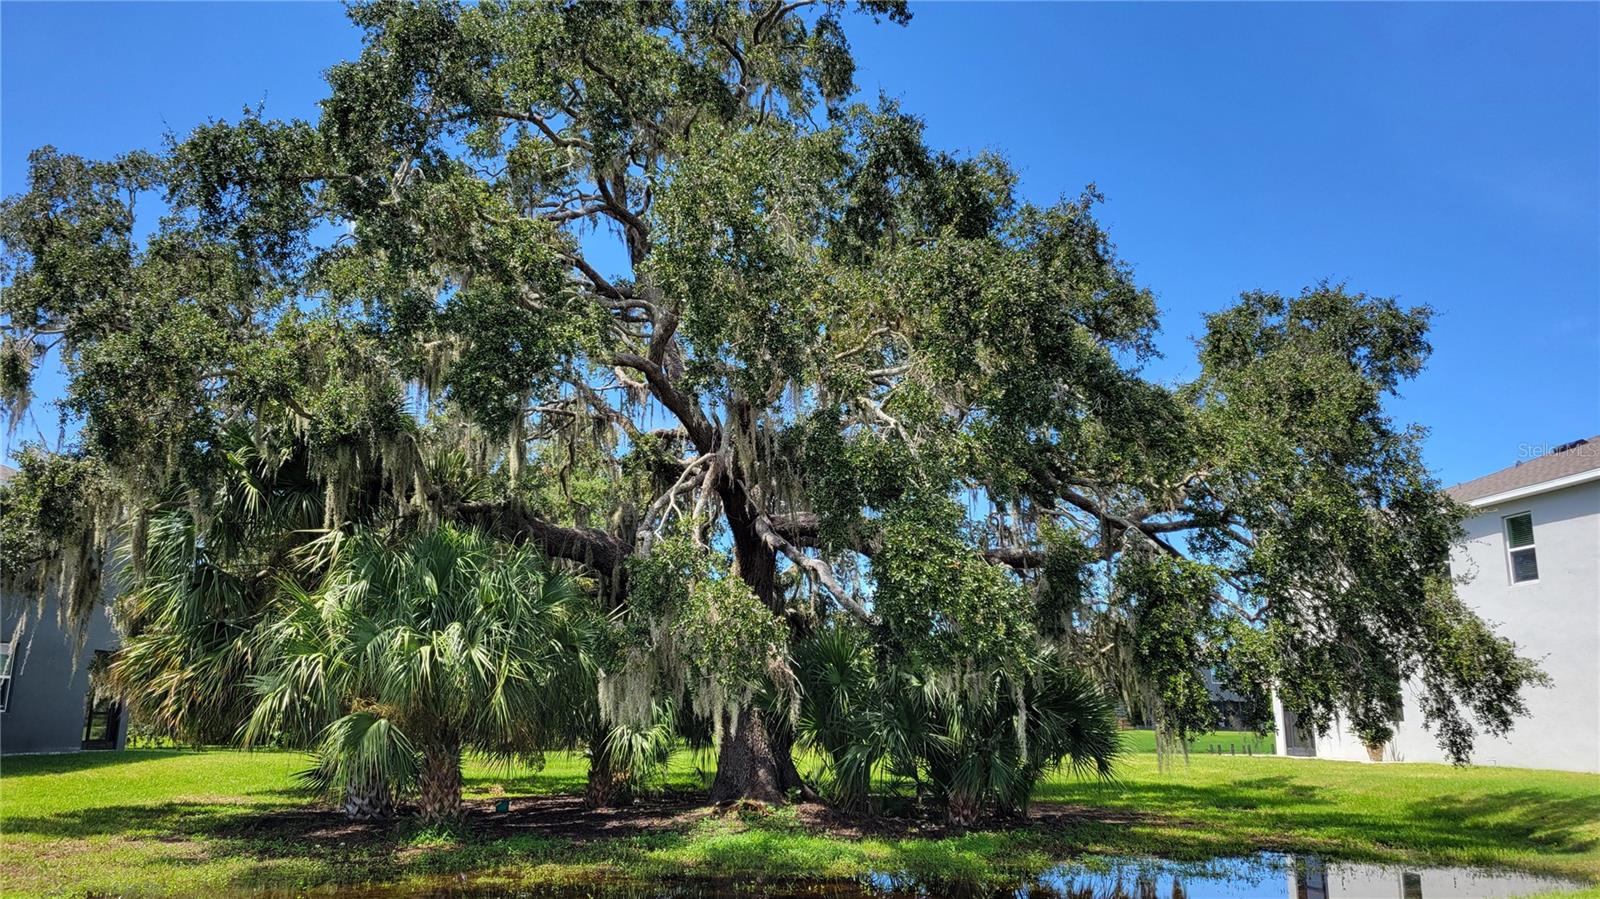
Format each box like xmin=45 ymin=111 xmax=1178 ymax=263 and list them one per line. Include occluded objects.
xmin=1116 ymin=727 xmax=1274 ymax=755
xmin=2 ymin=737 xmax=1597 ymax=897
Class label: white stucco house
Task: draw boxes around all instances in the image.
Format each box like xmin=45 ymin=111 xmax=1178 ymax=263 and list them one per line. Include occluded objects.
xmin=1273 ymin=436 xmax=1600 ymax=773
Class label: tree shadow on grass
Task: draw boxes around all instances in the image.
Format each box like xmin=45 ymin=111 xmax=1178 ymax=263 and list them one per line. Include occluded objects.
xmin=1039 ymin=771 xmax=1600 ymax=862
xmin=2 ymin=794 xmax=708 ymax=891
xmin=0 ymin=748 xmax=199 ymax=776
xmin=3 ymin=800 xmax=309 ymax=840
xmin=1407 ymin=790 xmax=1600 ymax=854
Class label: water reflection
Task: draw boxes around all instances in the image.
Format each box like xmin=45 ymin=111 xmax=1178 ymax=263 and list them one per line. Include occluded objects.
xmin=292 ymin=854 xmax=1583 ymax=898
xmin=1015 ymin=854 xmax=1579 ymax=899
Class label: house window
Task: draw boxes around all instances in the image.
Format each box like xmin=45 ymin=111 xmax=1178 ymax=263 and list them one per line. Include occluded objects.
xmin=0 ymin=632 xmax=15 ymax=712
xmin=1504 ymin=512 xmax=1539 ymax=584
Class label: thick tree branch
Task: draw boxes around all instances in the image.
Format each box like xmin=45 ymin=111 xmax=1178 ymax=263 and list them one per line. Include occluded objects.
xmin=751 ymin=512 xmax=876 ymax=624
xmin=566 ymin=252 xmax=632 ymax=304
xmin=474 ymin=107 xmax=591 ymax=149
xmin=449 ymin=497 xmax=632 ymax=578
xmin=613 ymin=352 xmax=717 ymax=451
xmin=1057 ymin=488 xmax=1186 ymax=558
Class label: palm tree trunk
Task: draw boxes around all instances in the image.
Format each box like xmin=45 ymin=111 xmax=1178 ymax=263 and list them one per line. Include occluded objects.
xmin=417 ymin=738 xmax=464 ymax=824
xmin=343 ymin=773 xmax=394 ymax=821
xmin=946 ymin=791 xmax=983 ymax=826
xmin=584 ymin=725 xmax=633 ymax=809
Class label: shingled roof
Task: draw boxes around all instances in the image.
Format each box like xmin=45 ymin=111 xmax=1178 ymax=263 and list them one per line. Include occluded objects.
xmin=1447 ymin=436 xmax=1600 ymax=503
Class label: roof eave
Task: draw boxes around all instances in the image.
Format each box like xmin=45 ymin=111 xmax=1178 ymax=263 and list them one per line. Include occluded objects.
xmin=1458 ymin=467 xmax=1600 ymax=508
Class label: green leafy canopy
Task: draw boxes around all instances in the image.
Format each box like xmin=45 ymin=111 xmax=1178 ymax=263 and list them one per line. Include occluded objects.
xmin=0 ymin=1 xmax=1542 ymax=813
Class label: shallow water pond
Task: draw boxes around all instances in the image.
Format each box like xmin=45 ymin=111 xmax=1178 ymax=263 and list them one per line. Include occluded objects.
xmin=304 ymin=854 xmax=1586 ymax=898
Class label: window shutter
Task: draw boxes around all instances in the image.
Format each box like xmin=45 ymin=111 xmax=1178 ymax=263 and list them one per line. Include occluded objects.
xmin=1506 ymin=514 xmax=1535 ymax=548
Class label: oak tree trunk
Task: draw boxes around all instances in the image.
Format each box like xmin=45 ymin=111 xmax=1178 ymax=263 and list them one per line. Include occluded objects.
xmin=708 ymin=706 xmax=785 ymax=805
xmin=417 ymin=739 xmax=464 ymax=825
xmin=707 ymin=466 xmax=796 ymax=804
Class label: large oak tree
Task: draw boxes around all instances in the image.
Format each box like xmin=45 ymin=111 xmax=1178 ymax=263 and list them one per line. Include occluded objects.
xmin=1 ymin=0 xmax=1541 ymax=805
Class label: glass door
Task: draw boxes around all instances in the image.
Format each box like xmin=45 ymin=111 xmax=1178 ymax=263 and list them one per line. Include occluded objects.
xmin=1282 ymin=706 xmax=1317 ymax=757
xmin=81 ymin=650 xmax=121 ymax=750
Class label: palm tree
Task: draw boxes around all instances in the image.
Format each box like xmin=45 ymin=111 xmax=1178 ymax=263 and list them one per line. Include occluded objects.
xmin=108 ymin=511 xmax=265 ymax=745
xmin=108 ymin=426 xmax=332 ymax=742
xmin=244 ymin=525 xmax=595 ymax=824
xmin=917 ymin=653 xmax=1121 ymax=822
xmin=794 ymin=627 xmax=878 ymax=810
xmin=796 ymin=629 xmax=1121 ymax=823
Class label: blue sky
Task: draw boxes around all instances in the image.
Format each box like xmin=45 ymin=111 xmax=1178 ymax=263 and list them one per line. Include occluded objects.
xmin=3 ymin=2 xmax=1596 ymax=485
